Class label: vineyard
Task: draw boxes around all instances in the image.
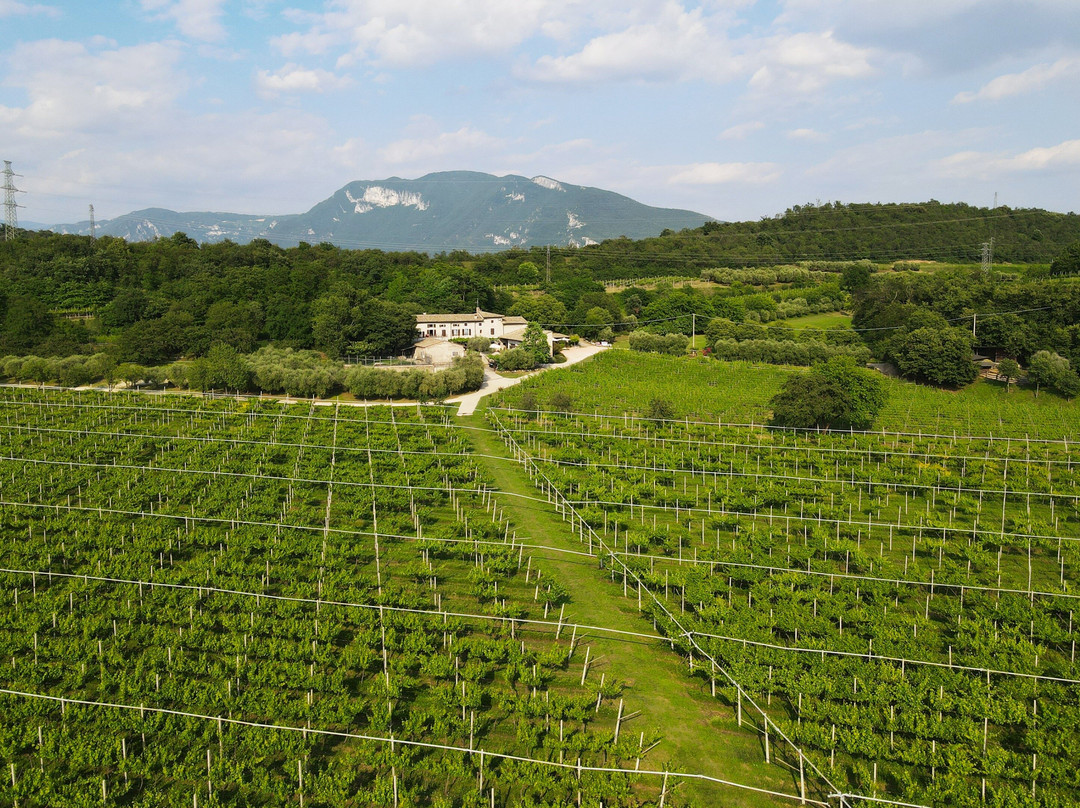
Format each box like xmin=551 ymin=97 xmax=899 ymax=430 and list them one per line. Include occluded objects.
xmin=3 ymin=357 xmax=1080 ymax=807
xmin=0 ymin=389 xmax=707 ymax=807
xmin=483 ymin=385 xmax=1080 ymax=807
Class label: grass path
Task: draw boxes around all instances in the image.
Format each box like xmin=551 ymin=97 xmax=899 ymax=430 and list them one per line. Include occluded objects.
xmin=460 ymin=408 xmax=807 ymax=807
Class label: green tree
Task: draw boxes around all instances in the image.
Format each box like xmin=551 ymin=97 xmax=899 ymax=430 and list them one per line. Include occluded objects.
xmin=1 ymin=295 xmax=53 ymax=353
xmin=997 ymin=357 xmax=1020 ymax=391
xmin=1050 ymin=241 xmax=1080 ymax=276
xmin=890 ymin=326 xmax=977 ymax=387
xmin=519 ymin=389 xmax=538 ymax=418
xmin=351 ymin=297 xmax=418 ymax=356
xmin=99 ymin=287 xmax=149 ymax=329
xmin=1028 ymin=350 xmax=1080 ymax=398
xmin=580 ymin=306 xmax=611 ymax=340
xmin=204 ymin=300 xmax=263 ymax=353
xmin=840 ymin=261 xmax=873 ymax=292
xmin=508 ymin=294 xmax=567 ymax=327
xmin=116 ymin=362 xmax=146 ymax=388
xmin=520 ymin=322 xmax=551 ymax=365
xmin=770 ymin=357 xmax=887 ymax=430
xmin=311 ymin=295 xmax=352 ymax=358
xmin=84 ymin=353 xmax=118 ymax=389
xmin=189 ymin=343 xmax=250 ymax=392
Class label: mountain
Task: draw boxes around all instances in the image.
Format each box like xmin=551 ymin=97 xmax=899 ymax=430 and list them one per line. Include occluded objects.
xmin=49 ymin=171 xmax=713 ymax=251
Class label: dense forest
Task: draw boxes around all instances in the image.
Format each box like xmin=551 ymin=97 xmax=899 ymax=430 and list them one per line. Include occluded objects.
xmin=1 ymin=199 xmax=1079 ymax=395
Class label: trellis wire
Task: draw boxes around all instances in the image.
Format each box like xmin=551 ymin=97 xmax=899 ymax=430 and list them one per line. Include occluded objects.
xmin=0 ymin=687 xmax=832 ymax=806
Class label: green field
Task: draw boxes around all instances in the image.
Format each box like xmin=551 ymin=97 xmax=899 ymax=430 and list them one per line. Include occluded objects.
xmin=782 ymin=313 xmax=853 ymax=330
xmin=503 ymin=351 xmax=1080 ymax=438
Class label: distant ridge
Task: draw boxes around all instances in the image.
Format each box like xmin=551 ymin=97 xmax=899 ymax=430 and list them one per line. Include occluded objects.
xmin=49 ymin=171 xmax=713 ymax=251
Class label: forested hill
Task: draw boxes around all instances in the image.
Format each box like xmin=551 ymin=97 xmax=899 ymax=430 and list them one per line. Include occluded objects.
xmin=564 ymin=201 xmax=1080 ymax=272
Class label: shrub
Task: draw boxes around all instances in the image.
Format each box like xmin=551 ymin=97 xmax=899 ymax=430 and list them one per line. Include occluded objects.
xmin=647 ymin=397 xmax=675 ymax=420
xmin=770 ymin=356 xmax=887 ymax=430
xmin=549 ymin=389 xmax=574 ymax=413
xmin=628 ymin=331 xmax=689 ymax=355
xmin=492 ymin=348 xmax=537 ymax=371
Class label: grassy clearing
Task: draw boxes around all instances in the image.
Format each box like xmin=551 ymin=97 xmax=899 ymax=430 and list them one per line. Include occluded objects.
xmin=781 ymin=312 xmax=852 ymax=330
xmin=498 ymin=352 xmax=788 ymax=424
xmin=494 ymin=350 xmax=1080 ymax=438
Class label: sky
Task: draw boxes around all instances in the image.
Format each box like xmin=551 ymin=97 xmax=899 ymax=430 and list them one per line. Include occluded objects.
xmin=1 ymin=0 xmax=1078 ymax=230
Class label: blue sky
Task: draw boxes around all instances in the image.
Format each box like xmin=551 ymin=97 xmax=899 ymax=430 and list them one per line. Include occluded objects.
xmin=2 ymin=0 xmax=1078 ymax=229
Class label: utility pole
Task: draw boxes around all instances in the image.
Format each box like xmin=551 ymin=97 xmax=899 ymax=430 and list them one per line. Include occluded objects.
xmin=88 ymin=204 xmax=96 ymax=242
xmin=2 ymin=161 xmax=23 ymax=241
xmin=691 ymin=313 xmax=696 ymax=350
xmin=545 ymin=245 xmax=551 ymax=284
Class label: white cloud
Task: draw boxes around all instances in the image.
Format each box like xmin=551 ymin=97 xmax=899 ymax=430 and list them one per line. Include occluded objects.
xmin=937 ymin=139 xmax=1080 ymax=178
xmin=378 ymin=126 xmax=502 ymax=165
xmin=0 ymin=39 xmax=186 ymax=139
xmin=523 ymin=4 xmax=742 ymax=84
xmin=0 ymin=0 xmax=59 ymax=16
xmin=255 ymin=64 xmax=351 ymax=97
xmin=0 ymin=37 xmax=358 ymax=221
xmin=803 ymin=129 xmax=988 ymax=189
xmin=271 ymin=0 xmax=879 ymax=96
xmin=777 ymin=0 xmax=1080 ymax=76
xmin=140 ymin=0 xmax=228 ymax=43
xmin=25 ymin=106 xmax=345 ymax=220
xmin=1005 ymin=139 xmax=1080 ymax=171
xmin=274 ymin=0 xmax=575 ymax=67
xmin=953 ymin=58 xmax=1080 ymax=103
xmin=788 ymin=127 xmax=827 ymax=140
xmin=748 ymin=31 xmax=875 ymax=94
xmin=778 ymin=0 xmax=982 ymax=30
xmin=719 ymin=121 xmax=765 ymax=140
xmin=668 ymin=162 xmax=782 ymax=185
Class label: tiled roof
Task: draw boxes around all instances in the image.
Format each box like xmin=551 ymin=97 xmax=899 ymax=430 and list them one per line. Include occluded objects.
xmin=502 ymin=327 xmax=527 ymax=342
xmin=416 ymin=313 xmax=482 ymax=323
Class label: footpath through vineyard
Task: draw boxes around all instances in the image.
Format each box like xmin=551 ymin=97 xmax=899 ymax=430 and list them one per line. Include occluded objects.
xmin=461 ymin=411 xmax=806 ymax=807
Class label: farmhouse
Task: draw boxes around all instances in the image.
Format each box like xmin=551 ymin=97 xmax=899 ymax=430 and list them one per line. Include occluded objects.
xmin=415 ymin=308 xmax=527 ymax=340
xmin=413 ymin=307 xmax=571 ymax=358
xmin=413 ymin=337 xmax=466 ymax=365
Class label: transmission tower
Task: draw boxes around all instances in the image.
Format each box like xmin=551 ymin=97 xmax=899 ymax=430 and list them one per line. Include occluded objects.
xmin=980 ymin=238 xmax=994 ymax=273
xmin=2 ymin=160 xmax=23 ymax=241
xmin=88 ymin=204 xmax=96 ymax=241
